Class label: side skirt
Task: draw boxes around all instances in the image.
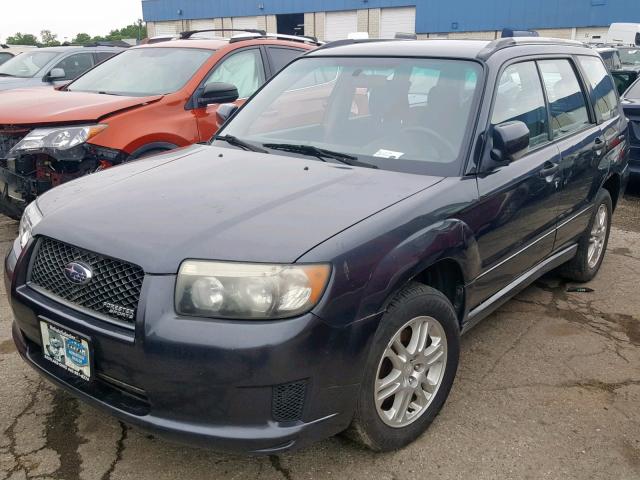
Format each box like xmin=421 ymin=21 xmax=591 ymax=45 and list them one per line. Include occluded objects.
xmin=461 ymin=244 xmax=578 ymax=335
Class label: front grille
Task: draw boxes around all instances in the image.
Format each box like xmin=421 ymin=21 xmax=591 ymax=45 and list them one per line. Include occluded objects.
xmin=272 ymin=381 xmax=307 ymax=422
xmin=29 ymin=237 xmax=145 ymax=325
xmin=0 ymin=126 xmax=31 ymax=159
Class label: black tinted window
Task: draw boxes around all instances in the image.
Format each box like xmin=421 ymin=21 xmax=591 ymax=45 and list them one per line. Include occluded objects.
xmin=0 ymin=53 xmax=12 ymax=65
xmin=492 ymin=62 xmax=549 ymax=147
xmin=538 ymin=59 xmax=590 ymax=139
xmin=268 ymin=47 xmax=304 ymax=73
xmin=95 ymin=51 xmax=117 ymax=64
xmin=578 ymin=56 xmax=619 ymax=122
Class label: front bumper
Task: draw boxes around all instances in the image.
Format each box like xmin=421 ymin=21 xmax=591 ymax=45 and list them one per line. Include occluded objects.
xmin=6 ymin=241 xmax=379 ymax=454
xmin=0 ymin=165 xmax=41 ymax=218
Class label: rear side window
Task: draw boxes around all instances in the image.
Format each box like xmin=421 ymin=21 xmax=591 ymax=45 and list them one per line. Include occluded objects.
xmin=267 ymin=47 xmax=304 ymax=74
xmin=538 ymin=59 xmax=590 ymax=139
xmin=95 ymin=51 xmax=117 ymax=64
xmin=492 ymin=62 xmax=549 ymax=147
xmin=578 ymin=56 xmax=619 ymax=122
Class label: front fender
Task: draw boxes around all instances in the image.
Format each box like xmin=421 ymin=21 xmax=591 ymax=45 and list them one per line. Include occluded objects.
xmin=355 ymin=218 xmax=481 ymax=321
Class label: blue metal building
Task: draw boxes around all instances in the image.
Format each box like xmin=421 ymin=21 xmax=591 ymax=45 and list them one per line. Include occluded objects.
xmin=142 ymin=0 xmax=640 ymax=40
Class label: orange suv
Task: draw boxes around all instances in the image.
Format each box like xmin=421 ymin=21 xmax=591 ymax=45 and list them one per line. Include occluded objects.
xmin=0 ymin=30 xmax=318 ymax=217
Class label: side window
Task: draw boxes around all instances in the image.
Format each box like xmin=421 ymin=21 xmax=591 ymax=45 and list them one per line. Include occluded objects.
xmin=491 ymin=62 xmax=549 ymax=148
xmin=0 ymin=53 xmax=13 ymax=65
xmin=578 ymin=56 xmax=619 ymax=122
xmin=95 ymin=51 xmax=117 ymax=65
xmin=204 ymin=49 xmax=265 ymax=99
xmin=267 ymin=47 xmax=304 ymax=74
xmin=53 ymin=53 xmax=94 ymax=80
xmin=538 ymin=59 xmax=591 ymax=139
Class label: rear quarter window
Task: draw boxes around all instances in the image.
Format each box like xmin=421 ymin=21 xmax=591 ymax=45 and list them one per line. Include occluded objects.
xmin=577 ymin=56 xmax=619 ymax=122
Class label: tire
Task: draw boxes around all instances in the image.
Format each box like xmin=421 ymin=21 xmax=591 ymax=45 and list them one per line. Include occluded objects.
xmin=558 ymin=188 xmax=612 ymax=283
xmin=346 ymin=282 xmax=460 ymax=451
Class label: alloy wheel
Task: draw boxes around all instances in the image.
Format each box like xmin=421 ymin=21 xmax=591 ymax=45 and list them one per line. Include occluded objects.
xmin=587 ymin=204 xmax=608 ymax=269
xmin=374 ymin=316 xmax=447 ymax=428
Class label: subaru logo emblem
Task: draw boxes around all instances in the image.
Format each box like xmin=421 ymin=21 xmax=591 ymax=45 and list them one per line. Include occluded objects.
xmin=64 ymin=261 xmax=93 ymax=285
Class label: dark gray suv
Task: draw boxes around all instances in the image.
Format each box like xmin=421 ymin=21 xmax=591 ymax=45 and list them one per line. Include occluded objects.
xmin=6 ymin=37 xmax=630 ymax=454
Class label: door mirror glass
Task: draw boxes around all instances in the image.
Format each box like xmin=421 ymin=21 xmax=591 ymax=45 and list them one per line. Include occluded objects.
xmin=198 ymin=82 xmax=239 ymax=107
xmin=216 ymin=103 xmax=239 ymax=124
xmin=47 ymin=68 xmax=66 ymax=81
xmin=491 ymin=121 xmax=530 ymax=163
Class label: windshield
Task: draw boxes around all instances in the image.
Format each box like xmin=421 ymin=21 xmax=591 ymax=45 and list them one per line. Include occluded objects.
xmin=619 ymin=48 xmax=640 ymax=66
xmin=67 ymin=47 xmax=213 ymax=96
xmin=217 ymin=57 xmax=482 ymax=176
xmin=0 ymin=51 xmax=59 ymax=78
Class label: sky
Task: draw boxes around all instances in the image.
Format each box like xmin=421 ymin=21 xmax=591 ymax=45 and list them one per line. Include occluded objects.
xmin=0 ymin=0 xmax=144 ymax=43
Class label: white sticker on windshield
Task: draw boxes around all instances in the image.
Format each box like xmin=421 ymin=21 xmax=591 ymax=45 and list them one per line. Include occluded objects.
xmin=374 ymin=149 xmax=404 ymax=159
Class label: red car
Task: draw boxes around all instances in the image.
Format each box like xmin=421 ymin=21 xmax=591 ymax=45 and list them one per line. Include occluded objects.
xmin=0 ymin=30 xmax=318 ymax=217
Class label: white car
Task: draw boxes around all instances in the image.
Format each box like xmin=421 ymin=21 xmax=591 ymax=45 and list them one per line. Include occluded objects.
xmin=0 ymin=45 xmax=37 ymax=65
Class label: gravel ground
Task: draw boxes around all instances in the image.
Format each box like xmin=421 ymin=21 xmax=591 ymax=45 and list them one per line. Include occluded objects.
xmin=0 ymin=187 xmax=639 ymax=480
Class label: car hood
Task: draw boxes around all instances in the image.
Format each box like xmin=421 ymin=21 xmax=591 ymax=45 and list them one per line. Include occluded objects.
xmin=0 ymin=76 xmax=39 ymax=91
xmin=35 ymin=145 xmax=443 ymax=273
xmin=0 ymin=88 xmax=162 ymax=124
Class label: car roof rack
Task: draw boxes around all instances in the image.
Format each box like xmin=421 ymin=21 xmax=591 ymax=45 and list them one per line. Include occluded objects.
xmin=228 ymin=32 xmax=323 ymax=46
xmin=180 ymin=28 xmax=267 ymax=39
xmin=314 ymin=38 xmax=405 ymax=51
xmin=477 ymin=36 xmax=586 ymax=60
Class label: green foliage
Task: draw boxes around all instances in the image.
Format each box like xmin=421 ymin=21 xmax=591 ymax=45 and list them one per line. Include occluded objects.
xmin=72 ymin=33 xmax=92 ymax=45
xmin=40 ymin=30 xmax=60 ymax=46
xmin=5 ymin=32 xmax=38 ymax=46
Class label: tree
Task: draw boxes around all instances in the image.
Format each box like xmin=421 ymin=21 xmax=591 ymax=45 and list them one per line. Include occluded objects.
xmin=72 ymin=33 xmax=92 ymax=45
xmin=105 ymin=23 xmax=147 ymax=41
xmin=5 ymin=32 xmax=38 ymax=46
xmin=40 ymin=30 xmax=60 ymax=46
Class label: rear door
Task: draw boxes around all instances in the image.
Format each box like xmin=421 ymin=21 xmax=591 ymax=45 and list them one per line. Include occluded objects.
xmin=538 ymin=57 xmax=607 ymax=248
xmin=193 ymin=47 xmax=267 ymax=141
xmin=472 ymin=60 xmax=561 ymax=305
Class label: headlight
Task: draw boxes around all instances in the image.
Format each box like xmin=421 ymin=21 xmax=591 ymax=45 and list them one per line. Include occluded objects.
xmin=8 ymin=124 xmax=108 ymax=156
xmin=18 ymin=201 xmax=43 ymax=250
xmin=175 ymin=261 xmax=331 ymax=319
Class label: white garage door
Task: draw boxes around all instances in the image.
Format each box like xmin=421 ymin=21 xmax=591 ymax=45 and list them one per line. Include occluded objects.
xmin=325 ymin=10 xmax=358 ymax=41
xmin=380 ymin=7 xmax=416 ymax=39
xmin=233 ymin=16 xmax=259 ymax=30
xmin=190 ymin=19 xmax=216 ymax=31
xmin=153 ymin=21 xmax=181 ymax=36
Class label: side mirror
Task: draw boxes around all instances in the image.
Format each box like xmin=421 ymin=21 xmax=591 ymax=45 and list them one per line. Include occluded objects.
xmin=490 ymin=121 xmax=530 ymax=164
xmin=198 ymin=82 xmax=239 ymax=108
xmin=46 ymin=68 xmax=66 ymax=82
xmin=216 ymin=103 xmax=239 ymax=124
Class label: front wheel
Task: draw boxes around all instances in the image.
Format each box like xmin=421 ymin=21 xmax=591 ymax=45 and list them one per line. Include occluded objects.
xmin=347 ymin=283 xmax=460 ymax=451
xmin=558 ymin=188 xmax=612 ymax=283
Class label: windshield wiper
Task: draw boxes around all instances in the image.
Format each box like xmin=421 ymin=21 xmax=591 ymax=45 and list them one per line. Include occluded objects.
xmin=0 ymin=73 xmax=15 ymax=77
xmin=216 ymin=135 xmax=268 ymax=153
xmin=263 ymin=143 xmax=377 ymax=169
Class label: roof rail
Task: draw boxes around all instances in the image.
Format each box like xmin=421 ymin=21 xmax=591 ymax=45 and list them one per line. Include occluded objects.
xmin=180 ymin=28 xmax=266 ymax=39
xmin=314 ymin=38 xmax=404 ymax=51
xmin=477 ymin=36 xmax=586 ymax=60
xmin=229 ymin=32 xmax=323 ymax=46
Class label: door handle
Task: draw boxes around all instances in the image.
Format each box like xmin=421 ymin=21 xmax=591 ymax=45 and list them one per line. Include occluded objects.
xmin=592 ymin=137 xmax=605 ymax=152
xmin=539 ymin=162 xmax=559 ymax=177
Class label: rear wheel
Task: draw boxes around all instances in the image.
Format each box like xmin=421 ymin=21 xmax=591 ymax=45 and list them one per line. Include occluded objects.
xmin=347 ymin=283 xmax=460 ymax=451
xmin=558 ymin=188 xmax=612 ymax=282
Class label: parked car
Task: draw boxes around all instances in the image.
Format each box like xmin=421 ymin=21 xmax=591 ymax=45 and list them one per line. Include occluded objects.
xmin=0 ymin=44 xmax=38 ymax=65
xmin=595 ymin=46 xmax=640 ymax=94
xmin=6 ymin=37 xmax=629 ymax=454
xmin=621 ymin=78 xmax=640 ymax=178
xmin=0 ymin=30 xmax=317 ymax=218
xmin=0 ymin=45 xmax=125 ymax=92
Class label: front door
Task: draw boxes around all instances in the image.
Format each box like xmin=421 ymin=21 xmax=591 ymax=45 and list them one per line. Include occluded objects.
xmin=193 ymin=47 xmax=267 ymax=142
